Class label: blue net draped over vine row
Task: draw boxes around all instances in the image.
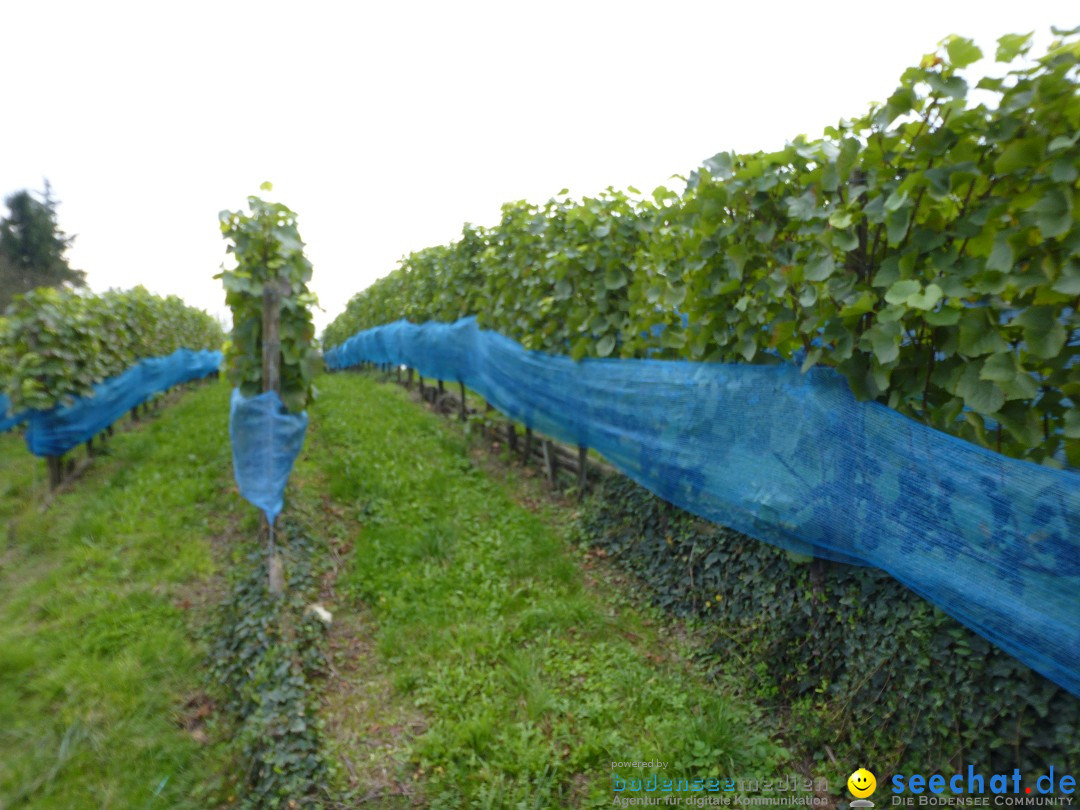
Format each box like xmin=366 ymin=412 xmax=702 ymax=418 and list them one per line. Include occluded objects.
xmin=21 ymin=348 xmax=222 ymax=457
xmin=326 ymin=317 xmax=1080 ymax=697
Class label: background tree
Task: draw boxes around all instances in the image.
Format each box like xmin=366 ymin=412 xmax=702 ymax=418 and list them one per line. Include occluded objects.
xmin=0 ymin=181 xmax=85 ymax=310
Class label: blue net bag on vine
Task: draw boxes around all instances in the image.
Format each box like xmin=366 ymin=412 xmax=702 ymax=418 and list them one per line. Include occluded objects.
xmin=228 ymin=389 xmax=308 ymax=523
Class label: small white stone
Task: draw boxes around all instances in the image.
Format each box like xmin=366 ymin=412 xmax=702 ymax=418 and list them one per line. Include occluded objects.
xmin=306 ymin=603 xmax=332 ymax=624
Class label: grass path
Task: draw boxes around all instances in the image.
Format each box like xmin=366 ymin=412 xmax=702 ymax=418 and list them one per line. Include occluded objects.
xmin=0 ymin=381 xmax=247 ymax=809
xmin=0 ymin=373 xmax=784 ymax=808
xmin=299 ymin=372 xmax=784 ymax=807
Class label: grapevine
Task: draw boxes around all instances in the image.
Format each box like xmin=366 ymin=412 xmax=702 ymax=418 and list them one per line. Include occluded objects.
xmin=218 ymin=183 xmax=319 ymax=412
xmin=324 ymin=28 xmax=1080 ymax=466
xmin=0 ymin=285 xmax=223 ymax=412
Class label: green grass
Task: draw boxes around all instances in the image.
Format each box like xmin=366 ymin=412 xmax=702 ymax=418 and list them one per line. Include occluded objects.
xmin=0 ymin=382 xmax=245 ymax=809
xmin=301 ymin=373 xmax=784 ymax=807
xmin=0 ymin=424 xmax=38 ymax=525
xmin=0 ymin=373 xmax=785 ymax=808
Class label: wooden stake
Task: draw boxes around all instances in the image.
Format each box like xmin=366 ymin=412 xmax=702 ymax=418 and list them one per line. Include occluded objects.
xmin=459 ymin=382 xmax=467 ymax=422
xmin=47 ymin=456 xmax=63 ymax=490
xmin=262 ymin=282 xmax=282 ymax=397
xmin=542 ymin=440 xmax=557 ymax=486
xmin=269 ymin=555 xmax=285 ymax=592
xmin=262 ymin=279 xmax=285 ymax=596
xmin=577 ymin=445 xmax=588 ymax=499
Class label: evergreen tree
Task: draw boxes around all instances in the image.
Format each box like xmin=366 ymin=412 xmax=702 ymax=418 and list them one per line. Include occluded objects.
xmin=0 ymin=181 xmax=85 ymax=310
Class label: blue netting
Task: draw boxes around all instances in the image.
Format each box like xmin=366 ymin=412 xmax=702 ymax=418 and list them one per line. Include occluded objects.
xmin=24 ymin=349 xmax=222 ymax=457
xmin=0 ymin=393 xmax=28 ymax=433
xmin=326 ymin=317 xmax=1080 ymax=697
xmin=228 ymin=389 xmax=308 ymax=523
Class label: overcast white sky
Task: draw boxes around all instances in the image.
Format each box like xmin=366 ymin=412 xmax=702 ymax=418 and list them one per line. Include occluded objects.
xmin=1 ymin=1 xmax=1076 ymax=335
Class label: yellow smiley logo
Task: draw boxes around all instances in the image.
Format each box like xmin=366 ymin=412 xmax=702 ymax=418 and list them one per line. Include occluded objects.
xmin=848 ymin=768 xmax=876 ymax=798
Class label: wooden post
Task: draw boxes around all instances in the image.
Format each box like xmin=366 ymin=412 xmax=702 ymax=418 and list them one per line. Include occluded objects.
xmin=47 ymin=456 xmax=63 ymax=490
xmin=263 ymin=279 xmax=285 ymax=596
xmin=577 ymin=445 xmax=588 ymax=499
xmin=262 ymin=282 xmax=282 ymax=396
xmin=523 ymin=427 xmax=533 ymax=464
xmin=459 ymin=381 xmax=467 ymax=422
xmin=507 ymin=423 xmax=518 ymax=454
xmin=406 ymin=367 xmax=414 ymax=389
xmin=542 ymin=440 xmax=557 ymax=487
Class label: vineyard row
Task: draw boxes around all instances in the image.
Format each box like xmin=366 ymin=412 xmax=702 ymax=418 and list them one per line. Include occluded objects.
xmin=324 ymin=29 xmax=1080 ymax=467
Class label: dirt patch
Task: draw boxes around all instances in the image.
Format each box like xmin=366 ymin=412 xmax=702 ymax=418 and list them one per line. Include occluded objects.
xmin=322 ymin=607 xmax=428 ymax=807
xmin=291 ymin=411 xmax=430 ymax=807
xmin=174 ymin=508 xmax=246 ymax=620
xmin=175 ymin=691 xmax=216 ymax=745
